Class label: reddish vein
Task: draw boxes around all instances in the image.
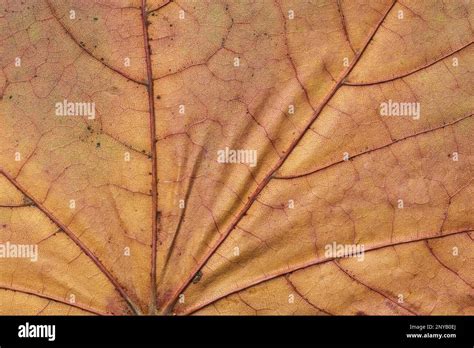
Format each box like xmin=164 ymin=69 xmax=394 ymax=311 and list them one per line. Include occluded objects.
xmin=163 ymin=0 xmax=398 ymax=314
xmin=333 ymin=261 xmax=418 ymax=315
xmin=344 ymin=41 xmax=474 ymax=86
xmin=183 ymin=228 xmax=473 ymax=315
xmin=0 ymin=170 xmax=141 ymax=315
xmin=140 ymin=0 xmax=159 ymax=314
xmin=285 ymin=276 xmax=333 ymax=315
xmin=274 ymin=113 xmax=474 ymax=180
xmin=45 ymin=0 xmax=147 ymax=86
xmin=0 ymin=285 xmax=107 ymax=315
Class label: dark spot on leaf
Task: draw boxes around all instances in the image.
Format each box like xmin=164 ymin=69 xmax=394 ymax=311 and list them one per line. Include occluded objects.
xmin=156 ymin=210 xmax=161 ymax=223
xmin=192 ymin=270 xmax=202 ymax=284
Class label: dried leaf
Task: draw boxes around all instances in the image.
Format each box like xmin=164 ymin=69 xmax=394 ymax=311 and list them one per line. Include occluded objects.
xmin=0 ymin=0 xmax=472 ymax=316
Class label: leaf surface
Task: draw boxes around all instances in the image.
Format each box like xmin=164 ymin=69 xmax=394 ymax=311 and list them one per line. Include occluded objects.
xmin=0 ymin=0 xmax=472 ymax=315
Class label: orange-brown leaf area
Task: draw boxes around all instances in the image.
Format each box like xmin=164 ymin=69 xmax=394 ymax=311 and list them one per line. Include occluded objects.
xmin=0 ymin=0 xmax=472 ymax=316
